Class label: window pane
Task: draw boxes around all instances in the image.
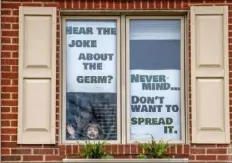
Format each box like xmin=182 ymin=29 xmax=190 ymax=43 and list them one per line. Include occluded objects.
xmin=129 ymin=20 xmax=181 ymax=141
xmin=65 ymin=20 xmax=117 ymax=140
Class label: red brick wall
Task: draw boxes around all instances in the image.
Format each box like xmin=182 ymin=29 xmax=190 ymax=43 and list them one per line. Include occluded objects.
xmin=1 ymin=0 xmax=231 ymax=162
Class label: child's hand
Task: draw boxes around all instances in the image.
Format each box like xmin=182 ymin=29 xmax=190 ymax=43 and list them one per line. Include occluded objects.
xmin=67 ymin=125 xmax=75 ymax=139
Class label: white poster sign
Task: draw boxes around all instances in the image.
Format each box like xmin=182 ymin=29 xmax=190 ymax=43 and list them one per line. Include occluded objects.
xmin=66 ymin=20 xmax=117 ymax=93
xmin=130 ymin=70 xmax=181 ymax=141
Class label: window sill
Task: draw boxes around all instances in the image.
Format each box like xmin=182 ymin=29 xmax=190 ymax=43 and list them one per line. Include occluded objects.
xmin=63 ymin=158 xmax=189 ymax=162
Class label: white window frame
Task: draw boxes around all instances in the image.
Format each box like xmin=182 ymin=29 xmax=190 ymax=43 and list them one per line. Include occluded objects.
xmin=61 ymin=16 xmax=121 ymax=144
xmin=125 ymin=16 xmax=186 ymax=144
xmin=61 ymin=15 xmax=187 ymax=145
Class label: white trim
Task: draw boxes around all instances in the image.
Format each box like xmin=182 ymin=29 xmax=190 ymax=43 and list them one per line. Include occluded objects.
xmin=63 ymin=158 xmax=189 ymax=162
xmin=61 ymin=15 xmax=187 ymax=145
xmin=61 ymin=16 xmax=121 ymax=144
xmin=125 ymin=16 xmax=186 ymax=144
xmin=120 ymin=15 xmax=126 ymax=144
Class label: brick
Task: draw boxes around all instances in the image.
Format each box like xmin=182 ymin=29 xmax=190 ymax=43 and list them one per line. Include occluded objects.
xmin=1 ymin=93 xmax=11 ymax=100
xmin=1 ymin=66 xmax=11 ymax=72
xmin=12 ymin=79 xmax=18 ymax=85
xmin=1 ymin=51 xmax=11 ymax=58
xmin=12 ymin=24 xmax=19 ymax=29
xmin=2 ymin=86 xmax=18 ymax=92
xmin=2 ymin=2 xmax=21 ymax=9
xmin=162 ymin=0 xmax=168 ymax=8
xmin=2 ymin=72 xmax=18 ymax=78
xmin=2 ymin=37 xmax=11 ymax=43
xmin=2 ymin=155 xmax=21 ymax=161
xmin=72 ymin=145 xmax=79 ymax=154
xmin=1 ymin=59 xmax=18 ymax=66
xmin=134 ymin=0 xmax=141 ymax=9
xmin=118 ymin=144 xmax=124 ymax=154
xmin=12 ymin=52 xmax=18 ymax=58
xmin=2 ymin=45 xmax=18 ymax=51
xmin=12 ymin=10 xmax=19 ymax=15
xmin=130 ymin=144 xmax=137 ymax=154
xmin=155 ymin=0 xmax=162 ymax=8
xmin=11 ymin=66 xmax=18 ymax=72
xmin=44 ymin=3 xmax=59 ymax=7
xmin=11 ymin=120 xmax=17 ymax=127
xmin=1 ymin=142 xmax=18 ymax=148
xmin=59 ymin=145 xmax=66 ymax=156
xmin=12 ymin=37 xmax=19 ymax=44
xmin=2 ymin=16 xmax=18 ymax=23
xmin=1 ymin=10 xmax=11 ymax=15
xmin=207 ymin=148 xmax=227 ymax=154
xmin=45 ymin=155 xmax=61 ymax=161
xmin=2 ymin=31 xmax=18 ymax=37
xmin=66 ymin=1 xmax=72 ymax=8
xmin=11 ymin=135 xmax=17 ymax=141
xmin=2 ymin=128 xmax=17 ymax=134
xmin=127 ymin=0 xmax=134 ymax=9
xmin=104 ymin=144 xmax=112 ymax=154
xmin=101 ymin=0 xmax=108 ymax=8
xmin=1 ymin=113 xmax=18 ymax=119
xmin=177 ymin=145 xmax=183 ymax=153
xmin=141 ymin=0 xmax=148 ymax=8
xmin=73 ymin=1 xmax=80 ymax=9
xmin=196 ymin=155 xmax=217 ymax=160
xmin=94 ymin=0 xmax=101 ymax=9
xmin=23 ymin=155 xmax=43 ymax=161
xmin=11 ymin=107 xmax=18 ymax=112
xmin=12 ymin=93 xmax=18 ymax=99
xmin=1 ymin=135 xmax=10 ymax=141
xmin=66 ymin=145 xmax=72 ymax=155
xmin=1 ymin=148 xmax=10 ymax=154
xmin=218 ymin=155 xmax=229 ymax=160
xmin=1 ymin=105 xmax=10 ymax=111
xmin=34 ymin=149 xmax=54 ymax=155
xmin=121 ymin=0 xmax=127 ymax=9
xmin=148 ymin=0 xmax=155 ymax=9
xmin=1 ymin=23 xmax=11 ymax=29
xmin=86 ymin=0 xmax=93 ymax=9
xmin=1 ymin=120 xmax=10 ymax=126
xmin=22 ymin=2 xmax=42 ymax=6
xmin=11 ymin=148 xmax=32 ymax=154
xmin=124 ymin=144 xmax=130 ymax=154
xmin=184 ymin=145 xmax=190 ymax=154
xmin=191 ymin=148 xmax=206 ymax=154
xmin=111 ymin=144 xmax=118 ymax=154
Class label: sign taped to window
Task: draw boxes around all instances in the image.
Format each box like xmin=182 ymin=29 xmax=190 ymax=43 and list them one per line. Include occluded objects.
xmin=65 ymin=20 xmax=117 ymax=141
xmin=129 ymin=20 xmax=182 ymax=141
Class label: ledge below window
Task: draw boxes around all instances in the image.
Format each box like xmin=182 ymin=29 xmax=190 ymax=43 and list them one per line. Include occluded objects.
xmin=63 ymin=158 xmax=189 ymax=162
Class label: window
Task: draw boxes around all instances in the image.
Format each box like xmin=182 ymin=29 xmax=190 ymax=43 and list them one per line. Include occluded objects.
xmin=62 ymin=16 xmax=186 ymax=144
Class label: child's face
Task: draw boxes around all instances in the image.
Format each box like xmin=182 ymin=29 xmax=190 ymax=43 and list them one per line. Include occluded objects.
xmin=87 ymin=125 xmax=99 ymax=139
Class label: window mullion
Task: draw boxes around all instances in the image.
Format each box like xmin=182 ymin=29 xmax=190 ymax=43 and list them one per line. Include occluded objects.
xmin=120 ymin=15 xmax=127 ymax=144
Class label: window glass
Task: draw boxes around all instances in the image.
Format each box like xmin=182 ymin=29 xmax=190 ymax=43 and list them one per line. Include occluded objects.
xmin=129 ymin=19 xmax=181 ymax=141
xmin=65 ymin=20 xmax=117 ymax=140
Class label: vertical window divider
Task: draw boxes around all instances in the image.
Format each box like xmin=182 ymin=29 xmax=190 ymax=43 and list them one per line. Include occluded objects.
xmin=125 ymin=16 xmax=131 ymax=143
xmin=121 ymin=15 xmax=126 ymax=144
xmin=180 ymin=17 xmax=186 ymax=144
